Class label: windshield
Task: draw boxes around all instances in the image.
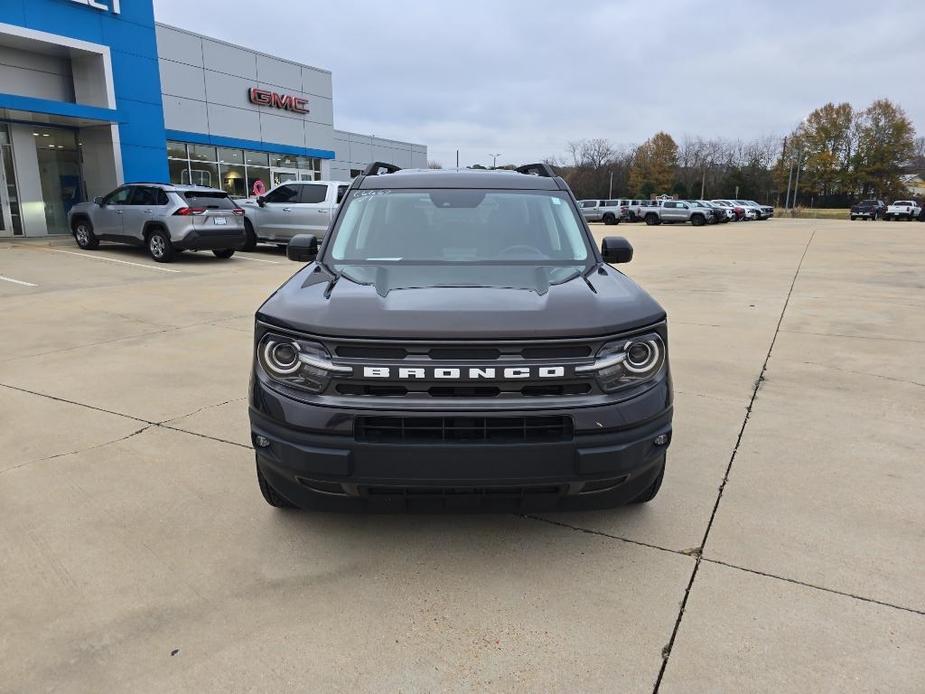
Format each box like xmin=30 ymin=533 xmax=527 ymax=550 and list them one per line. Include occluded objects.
xmin=326 ymin=189 xmax=592 ymax=295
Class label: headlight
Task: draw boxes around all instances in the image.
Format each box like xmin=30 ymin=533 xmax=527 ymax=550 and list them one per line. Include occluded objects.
xmin=578 ymin=332 xmax=666 ymax=392
xmin=257 ymin=333 xmax=350 ymax=393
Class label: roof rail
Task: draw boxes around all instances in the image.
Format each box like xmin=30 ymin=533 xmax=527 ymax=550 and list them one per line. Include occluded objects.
xmin=515 ymin=163 xmax=558 ymax=178
xmin=363 ymin=161 xmax=401 ymax=176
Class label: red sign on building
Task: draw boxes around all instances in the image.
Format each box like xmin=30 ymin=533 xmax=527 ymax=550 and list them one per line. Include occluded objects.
xmin=248 ymin=87 xmax=309 ymax=114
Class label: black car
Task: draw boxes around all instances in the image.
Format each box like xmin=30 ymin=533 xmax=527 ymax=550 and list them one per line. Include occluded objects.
xmin=249 ymin=162 xmax=672 ymax=512
xmin=850 ymin=200 xmax=886 ymax=220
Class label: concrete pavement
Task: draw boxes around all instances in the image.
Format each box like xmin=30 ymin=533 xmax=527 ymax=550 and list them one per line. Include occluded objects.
xmin=1 ymin=218 xmax=923 ymax=692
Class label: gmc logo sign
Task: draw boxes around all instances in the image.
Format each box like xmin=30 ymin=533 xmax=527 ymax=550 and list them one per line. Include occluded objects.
xmin=248 ymin=88 xmax=309 ymax=114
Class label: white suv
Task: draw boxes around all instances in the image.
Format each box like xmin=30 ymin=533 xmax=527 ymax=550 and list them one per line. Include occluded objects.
xmin=238 ymin=180 xmax=349 ymax=249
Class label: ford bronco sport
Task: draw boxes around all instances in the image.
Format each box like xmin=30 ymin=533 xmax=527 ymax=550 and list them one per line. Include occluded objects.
xmin=249 ymin=162 xmax=673 ymax=511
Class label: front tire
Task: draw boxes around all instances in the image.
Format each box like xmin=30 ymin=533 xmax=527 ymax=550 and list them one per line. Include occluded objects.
xmin=73 ymin=219 xmax=99 ymax=250
xmin=147 ymin=229 xmax=175 ymax=263
xmin=257 ymin=463 xmax=297 ymax=509
xmin=645 ymin=213 xmax=660 ymax=226
xmin=212 ymin=249 xmax=235 ymax=259
xmin=602 ymin=213 xmax=616 ymax=225
xmin=691 ymin=214 xmax=705 ymax=226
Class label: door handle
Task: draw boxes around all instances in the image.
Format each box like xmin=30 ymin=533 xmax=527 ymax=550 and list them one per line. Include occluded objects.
xmin=282 ymin=207 xmax=292 ymax=212
xmin=115 ymin=210 xmax=123 ymax=214
xmin=318 ymin=209 xmax=328 ymax=213
xmin=143 ymin=209 xmax=152 ymax=214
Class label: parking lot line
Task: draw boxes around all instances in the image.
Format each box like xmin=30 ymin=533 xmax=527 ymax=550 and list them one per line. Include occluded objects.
xmin=234 ymin=254 xmax=281 ymax=264
xmin=0 ymin=274 xmax=37 ymax=287
xmin=48 ymin=249 xmax=181 ymax=273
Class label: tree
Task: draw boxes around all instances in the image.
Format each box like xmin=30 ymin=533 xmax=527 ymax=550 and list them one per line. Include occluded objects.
xmin=790 ymin=102 xmax=855 ymax=198
xmin=854 ymin=99 xmax=916 ymax=198
xmin=426 ymin=161 xmax=443 ymax=169
xmin=629 ymin=132 xmax=678 ymax=196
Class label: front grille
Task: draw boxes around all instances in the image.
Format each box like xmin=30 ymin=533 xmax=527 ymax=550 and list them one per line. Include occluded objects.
xmin=355 ymin=415 xmax=573 ymax=443
xmin=336 ymin=383 xmax=592 ymax=398
xmin=325 ymin=336 xmax=603 ymax=399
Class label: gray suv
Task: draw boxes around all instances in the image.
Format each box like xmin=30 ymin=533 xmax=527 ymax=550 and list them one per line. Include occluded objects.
xmin=68 ymin=183 xmax=246 ymax=263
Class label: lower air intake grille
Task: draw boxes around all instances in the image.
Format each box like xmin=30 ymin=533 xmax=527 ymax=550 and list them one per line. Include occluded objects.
xmin=355 ymin=415 xmax=573 ymax=443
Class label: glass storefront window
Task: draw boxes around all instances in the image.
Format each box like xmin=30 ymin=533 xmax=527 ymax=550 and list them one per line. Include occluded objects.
xmin=166 ymin=142 xmax=325 ymax=197
xmin=271 ymin=153 xmax=299 ymax=168
xmin=168 ymin=159 xmax=190 ymax=185
xmin=246 ymin=167 xmax=271 ymax=197
xmin=187 ymin=161 xmax=219 ymax=187
xmin=220 ymin=164 xmax=247 ymax=197
xmin=245 ymin=150 xmax=269 ymax=167
xmin=35 ymin=127 xmax=81 ymax=234
xmin=189 ymin=144 xmax=217 ymax=162
xmin=218 ymin=147 xmax=244 ymax=165
xmin=167 ymin=141 xmax=188 ymax=159
xmin=296 ymin=155 xmax=319 ymax=171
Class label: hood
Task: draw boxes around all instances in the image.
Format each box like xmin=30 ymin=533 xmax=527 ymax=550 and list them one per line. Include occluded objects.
xmin=257 ymin=263 xmax=666 ymax=339
xmin=69 ymin=201 xmax=95 ymax=214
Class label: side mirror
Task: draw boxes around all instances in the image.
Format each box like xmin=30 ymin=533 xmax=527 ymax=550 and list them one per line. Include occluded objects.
xmin=601 ymin=236 xmax=633 ymax=264
xmin=287 ymin=234 xmax=319 ymax=262
xmin=257 ymin=195 xmax=266 ymax=207
xmin=94 ymin=196 xmax=104 ymax=206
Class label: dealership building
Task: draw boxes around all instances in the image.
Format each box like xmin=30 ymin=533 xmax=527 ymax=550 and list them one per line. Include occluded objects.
xmin=0 ymin=0 xmax=427 ymax=238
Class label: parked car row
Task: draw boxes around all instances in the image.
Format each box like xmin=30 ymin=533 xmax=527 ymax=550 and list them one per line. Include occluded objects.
xmin=578 ymin=198 xmax=774 ymax=226
xmin=68 ymin=178 xmax=349 ymax=262
xmin=849 ymin=199 xmax=925 ymax=221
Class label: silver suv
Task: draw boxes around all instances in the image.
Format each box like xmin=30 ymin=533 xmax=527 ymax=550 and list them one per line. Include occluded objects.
xmin=68 ymin=184 xmax=246 ymax=263
xmin=238 ymin=180 xmax=349 ymax=249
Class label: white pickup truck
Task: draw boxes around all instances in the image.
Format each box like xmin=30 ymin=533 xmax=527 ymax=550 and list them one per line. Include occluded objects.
xmin=238 ymin=180 xmax=349 ymax=249
xmin=884 ymin=200 xmax=922 ymax=221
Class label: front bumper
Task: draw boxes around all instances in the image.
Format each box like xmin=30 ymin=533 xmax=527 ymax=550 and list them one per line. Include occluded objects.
xmin=249 ymin=375 xmax=673 ymax=512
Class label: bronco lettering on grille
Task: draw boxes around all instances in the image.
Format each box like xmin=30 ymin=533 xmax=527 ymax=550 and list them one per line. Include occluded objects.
xmin=362 ymin=366 xmax=567 ymax=379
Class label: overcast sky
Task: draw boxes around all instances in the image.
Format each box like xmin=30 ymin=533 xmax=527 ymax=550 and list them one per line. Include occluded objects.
xmin=154 ymin=0 xmax=925 ymax=168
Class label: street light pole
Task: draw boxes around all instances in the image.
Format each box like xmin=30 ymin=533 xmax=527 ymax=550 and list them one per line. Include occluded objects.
xmin=609 ymin=171 xmax=613 ymax=199
xmin=489 ymin=153 xmax=501 ymax=169
xmin=792 ymin=150 xmax=802 ymax=208
xmin=784 ymin=161 xmax=794 ymax=209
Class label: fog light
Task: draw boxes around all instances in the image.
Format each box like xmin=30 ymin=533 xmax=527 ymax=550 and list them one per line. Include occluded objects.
xmin=654 ymin=434 xmax=669 ymax=446
xmin=254 ymin=435 xmax=271 ymax=448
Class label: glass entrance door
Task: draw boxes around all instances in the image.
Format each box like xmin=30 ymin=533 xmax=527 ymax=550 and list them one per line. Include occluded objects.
xmin=271 ymin=168 xmax=299 ymax=187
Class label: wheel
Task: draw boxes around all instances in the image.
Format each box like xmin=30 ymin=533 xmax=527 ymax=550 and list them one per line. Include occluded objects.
xmin=850 ymin=215 xmax=856 ymax=221
xmin=602 ymin=213 xmax=616 ymax=225
xmin=147 ymin=229 xmax=175 ymax=263
xmin=645 ymin=214 xmax=660 ymax=226
xmin=242 ymin=219 xmax=257 ymax=251
xmin=212 ymin=249 xmax=235 ymax=259
xmin=691 ymin=214 xmax=705 ymax=226
xmin=631 ymin=456 xmax=665 ymax=504
xmin=73 ymin=219 xmax=99 ymax=250
xmin=257 ymin=463 xmax=297 ymax=508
